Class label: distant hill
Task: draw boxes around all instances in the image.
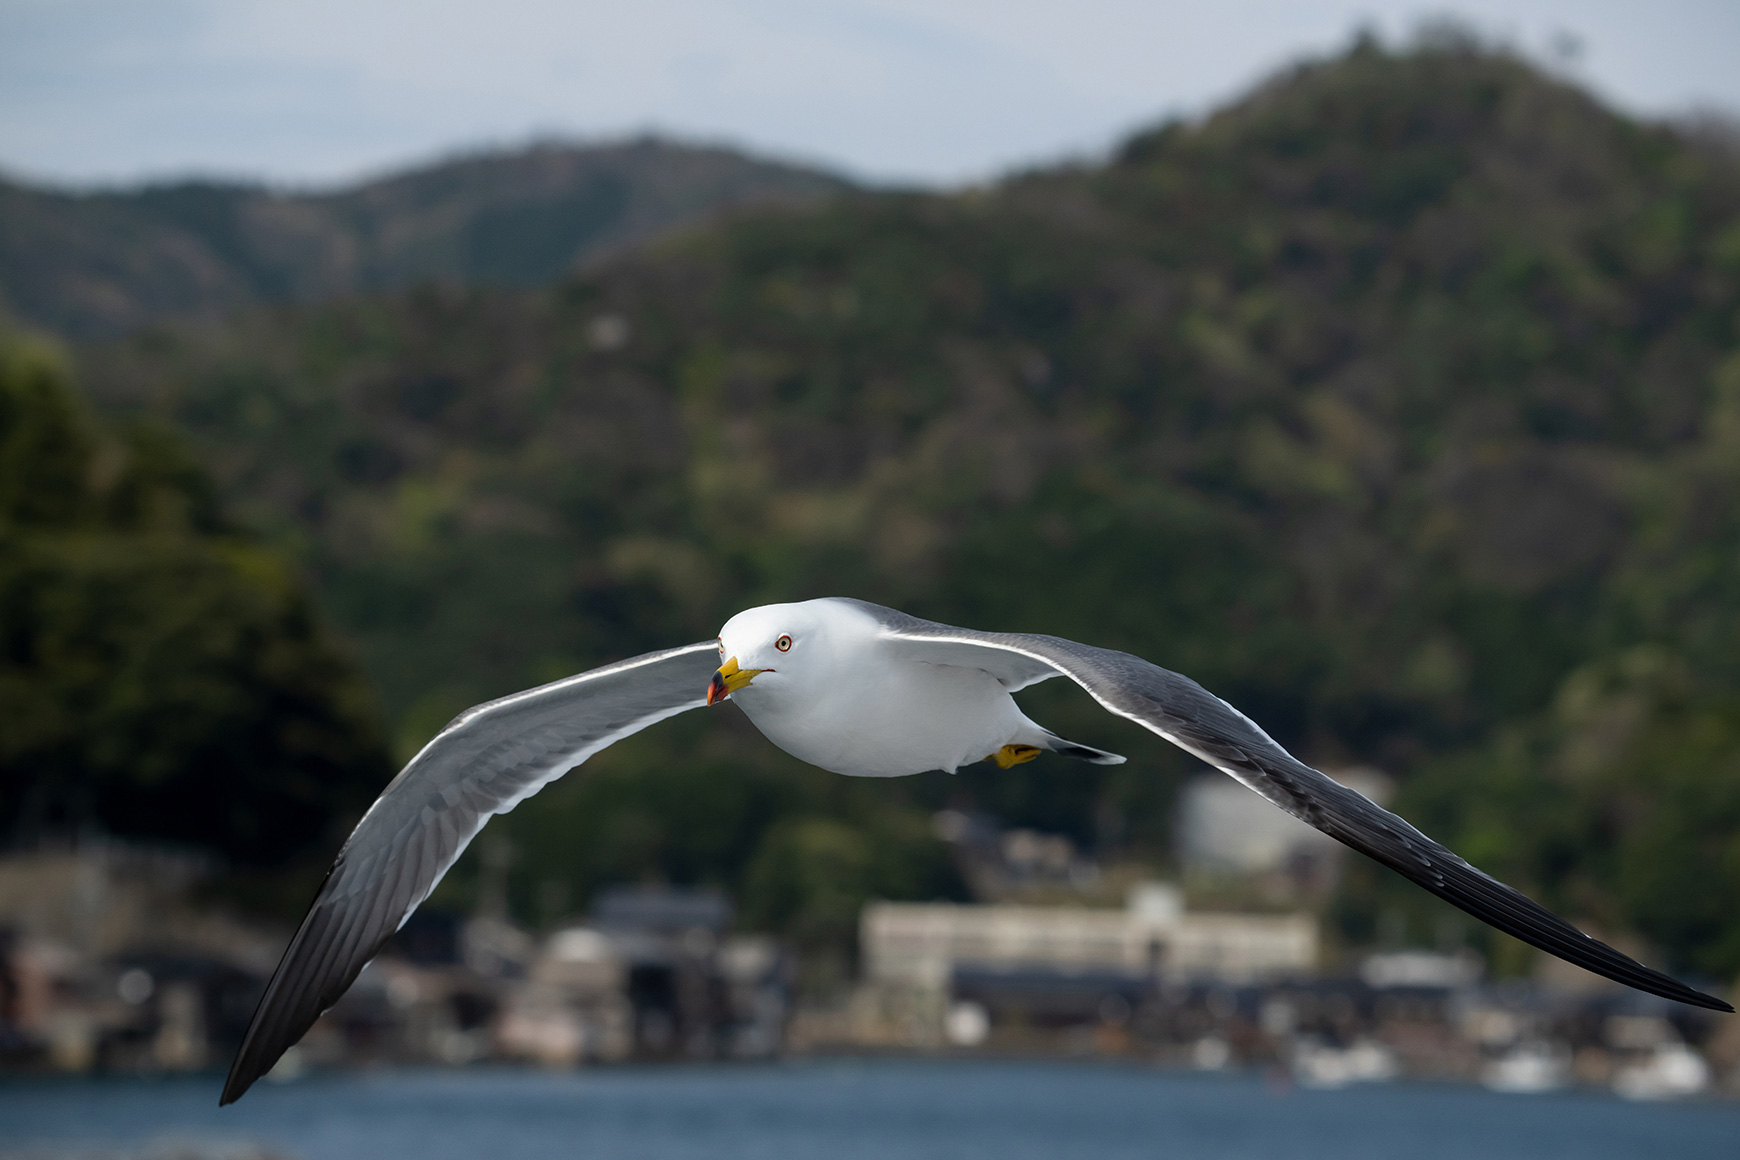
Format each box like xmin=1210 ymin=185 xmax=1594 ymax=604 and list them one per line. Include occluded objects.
xmin=0 ymin=139 xmax=850 ymax=338
xmin=70 ymin=42 xmax=1740 ymax=974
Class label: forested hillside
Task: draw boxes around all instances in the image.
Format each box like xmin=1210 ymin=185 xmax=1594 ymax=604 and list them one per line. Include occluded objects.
xmin=0 ymin=139 xmax=846 ymax=339
xmin=0 ymin=328 xmax=391 ymax=880
xmin=47 ymin=40 xmax=1740 ymax=978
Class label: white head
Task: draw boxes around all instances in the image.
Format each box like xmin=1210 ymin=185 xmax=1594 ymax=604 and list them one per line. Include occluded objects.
xmin=707 ymin=598 xmax=879 ymax=708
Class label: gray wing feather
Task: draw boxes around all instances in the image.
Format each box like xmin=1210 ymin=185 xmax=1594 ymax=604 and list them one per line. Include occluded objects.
xmin=850 ymin=600 xmax=1732 ymax=1013
xmin=220 ymin=641 xmax=721 ymax=1104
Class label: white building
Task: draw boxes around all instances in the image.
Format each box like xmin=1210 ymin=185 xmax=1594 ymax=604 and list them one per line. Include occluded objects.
xmin=861 ymin=883 xmax=1316 ymax=988
xmin=1176 ymin=766 xmax=1392 ymax=889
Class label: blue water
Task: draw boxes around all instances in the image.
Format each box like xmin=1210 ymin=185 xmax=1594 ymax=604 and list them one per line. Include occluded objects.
xmin=5 ymin=1060 xmax=1740 ymax=1160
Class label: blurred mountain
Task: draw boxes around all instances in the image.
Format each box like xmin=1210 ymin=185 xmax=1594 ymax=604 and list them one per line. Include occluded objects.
xmin=0 ymin=138 xmax=850 ymax=339
xmin=60 ymin=40 xmax=1740 ymax=974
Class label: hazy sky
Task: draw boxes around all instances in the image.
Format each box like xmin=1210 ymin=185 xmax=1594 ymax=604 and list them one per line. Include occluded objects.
xmin=3 ymin=0 xmax=1737 ymax=189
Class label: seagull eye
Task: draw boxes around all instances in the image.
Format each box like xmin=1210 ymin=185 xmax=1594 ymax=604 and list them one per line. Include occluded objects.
xmin=775 ymin=634 xmax=792 ymax=652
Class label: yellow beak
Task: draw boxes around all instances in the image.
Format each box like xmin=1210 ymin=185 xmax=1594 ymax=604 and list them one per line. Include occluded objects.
xmin=707 ymin=657 xmax=767 ymax=705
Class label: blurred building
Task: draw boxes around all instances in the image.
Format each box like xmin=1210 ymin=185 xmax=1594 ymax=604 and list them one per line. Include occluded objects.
xmin=497 ymin=886 xmax=789 ymax=1064
xmin=495 ymin=926 xmax=632 ymax=1066
xmin=862 ymin=883 xmax=1315 ymax=988
xmin=809 ymin=884 xmax=1317 ymax=1053
xmin=0 ymin=841 xmax=283 ymax=1074
xmin=334 ymin=885 xmax=790 ymax=1071
xmin=0 ymin=843 xmax=792 ymax=1078
xmin=3 ymin=839 xmax=1730 ymax=1100
xmin=1176 ymin=766 xmax=1392 ymax=897
xmin=820 ymin=890 xmax=1734 ymax=1100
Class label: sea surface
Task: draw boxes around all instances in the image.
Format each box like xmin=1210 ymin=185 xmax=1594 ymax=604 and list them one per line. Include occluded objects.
xmin=4 ymin=1059 xmax=1739 ymax=1160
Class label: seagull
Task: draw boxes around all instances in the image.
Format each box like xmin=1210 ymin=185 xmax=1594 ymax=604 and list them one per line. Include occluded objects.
xmin=220 ymin=597 xmax=1730 ymax=1103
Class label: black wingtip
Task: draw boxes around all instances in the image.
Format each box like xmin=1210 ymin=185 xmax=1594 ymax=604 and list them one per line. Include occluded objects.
xmin=219 ymin=1049 xmax=263 ymax=1105
xmin=218 ymin=1007 xmax=269 ymax=1105
xmin=1683 ymin=989 xmax=1734 ymax=1014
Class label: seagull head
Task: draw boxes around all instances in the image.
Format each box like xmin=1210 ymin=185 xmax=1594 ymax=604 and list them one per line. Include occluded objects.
xmin=708 ymin=599 xmax=871 ymax=706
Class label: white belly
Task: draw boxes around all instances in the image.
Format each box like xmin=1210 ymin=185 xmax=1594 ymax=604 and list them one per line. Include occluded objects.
xmin=735 ymin=661 xmax=1022 ymax=777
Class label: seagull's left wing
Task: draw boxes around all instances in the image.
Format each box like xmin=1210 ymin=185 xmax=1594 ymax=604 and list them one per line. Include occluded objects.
xmin=851 ymin=600 xmax=1732 ymax=1013
xmin=221 ymin=641 xmax=721 ymax=1105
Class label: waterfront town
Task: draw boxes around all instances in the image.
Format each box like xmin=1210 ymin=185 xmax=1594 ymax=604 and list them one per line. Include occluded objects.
xmin=3 ymin=768 xmax=1734 ymax=1101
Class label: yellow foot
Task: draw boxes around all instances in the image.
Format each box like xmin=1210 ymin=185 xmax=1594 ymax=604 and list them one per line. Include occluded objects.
xmin=989 ymin=744 xmax=1043 ymax=769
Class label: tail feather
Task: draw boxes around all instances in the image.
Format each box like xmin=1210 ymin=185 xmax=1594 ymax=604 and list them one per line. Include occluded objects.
xmin=1043 ymin=733 xmax=1126 ymax=765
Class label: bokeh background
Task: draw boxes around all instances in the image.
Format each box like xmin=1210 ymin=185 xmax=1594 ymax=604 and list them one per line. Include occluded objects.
xmin=5 ymin=2 xmax=1740 ymax=1155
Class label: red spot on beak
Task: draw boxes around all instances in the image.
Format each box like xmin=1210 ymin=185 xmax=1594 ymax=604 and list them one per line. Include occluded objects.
xmin=707 ymin=671 xmax=729 ymax=705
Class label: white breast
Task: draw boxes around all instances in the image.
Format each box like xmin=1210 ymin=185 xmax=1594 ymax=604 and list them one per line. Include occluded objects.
xmin=735 ymin=655 xmax=1023 ymax=777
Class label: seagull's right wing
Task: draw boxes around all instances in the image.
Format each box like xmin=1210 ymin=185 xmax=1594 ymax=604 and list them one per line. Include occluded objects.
xmin=851 ymin=600 xmax=1733 ymax=1014
xmin=221 ymin=640 xmax=721 ymax=1105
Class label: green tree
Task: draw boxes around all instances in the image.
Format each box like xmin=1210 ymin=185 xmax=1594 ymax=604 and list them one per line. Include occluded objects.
xmin=0 ymin=328 xmax=392 ymax=867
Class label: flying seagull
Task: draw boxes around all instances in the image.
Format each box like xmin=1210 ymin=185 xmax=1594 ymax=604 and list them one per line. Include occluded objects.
xmin=221 ymin=597 xmax=1730 ymax=1103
